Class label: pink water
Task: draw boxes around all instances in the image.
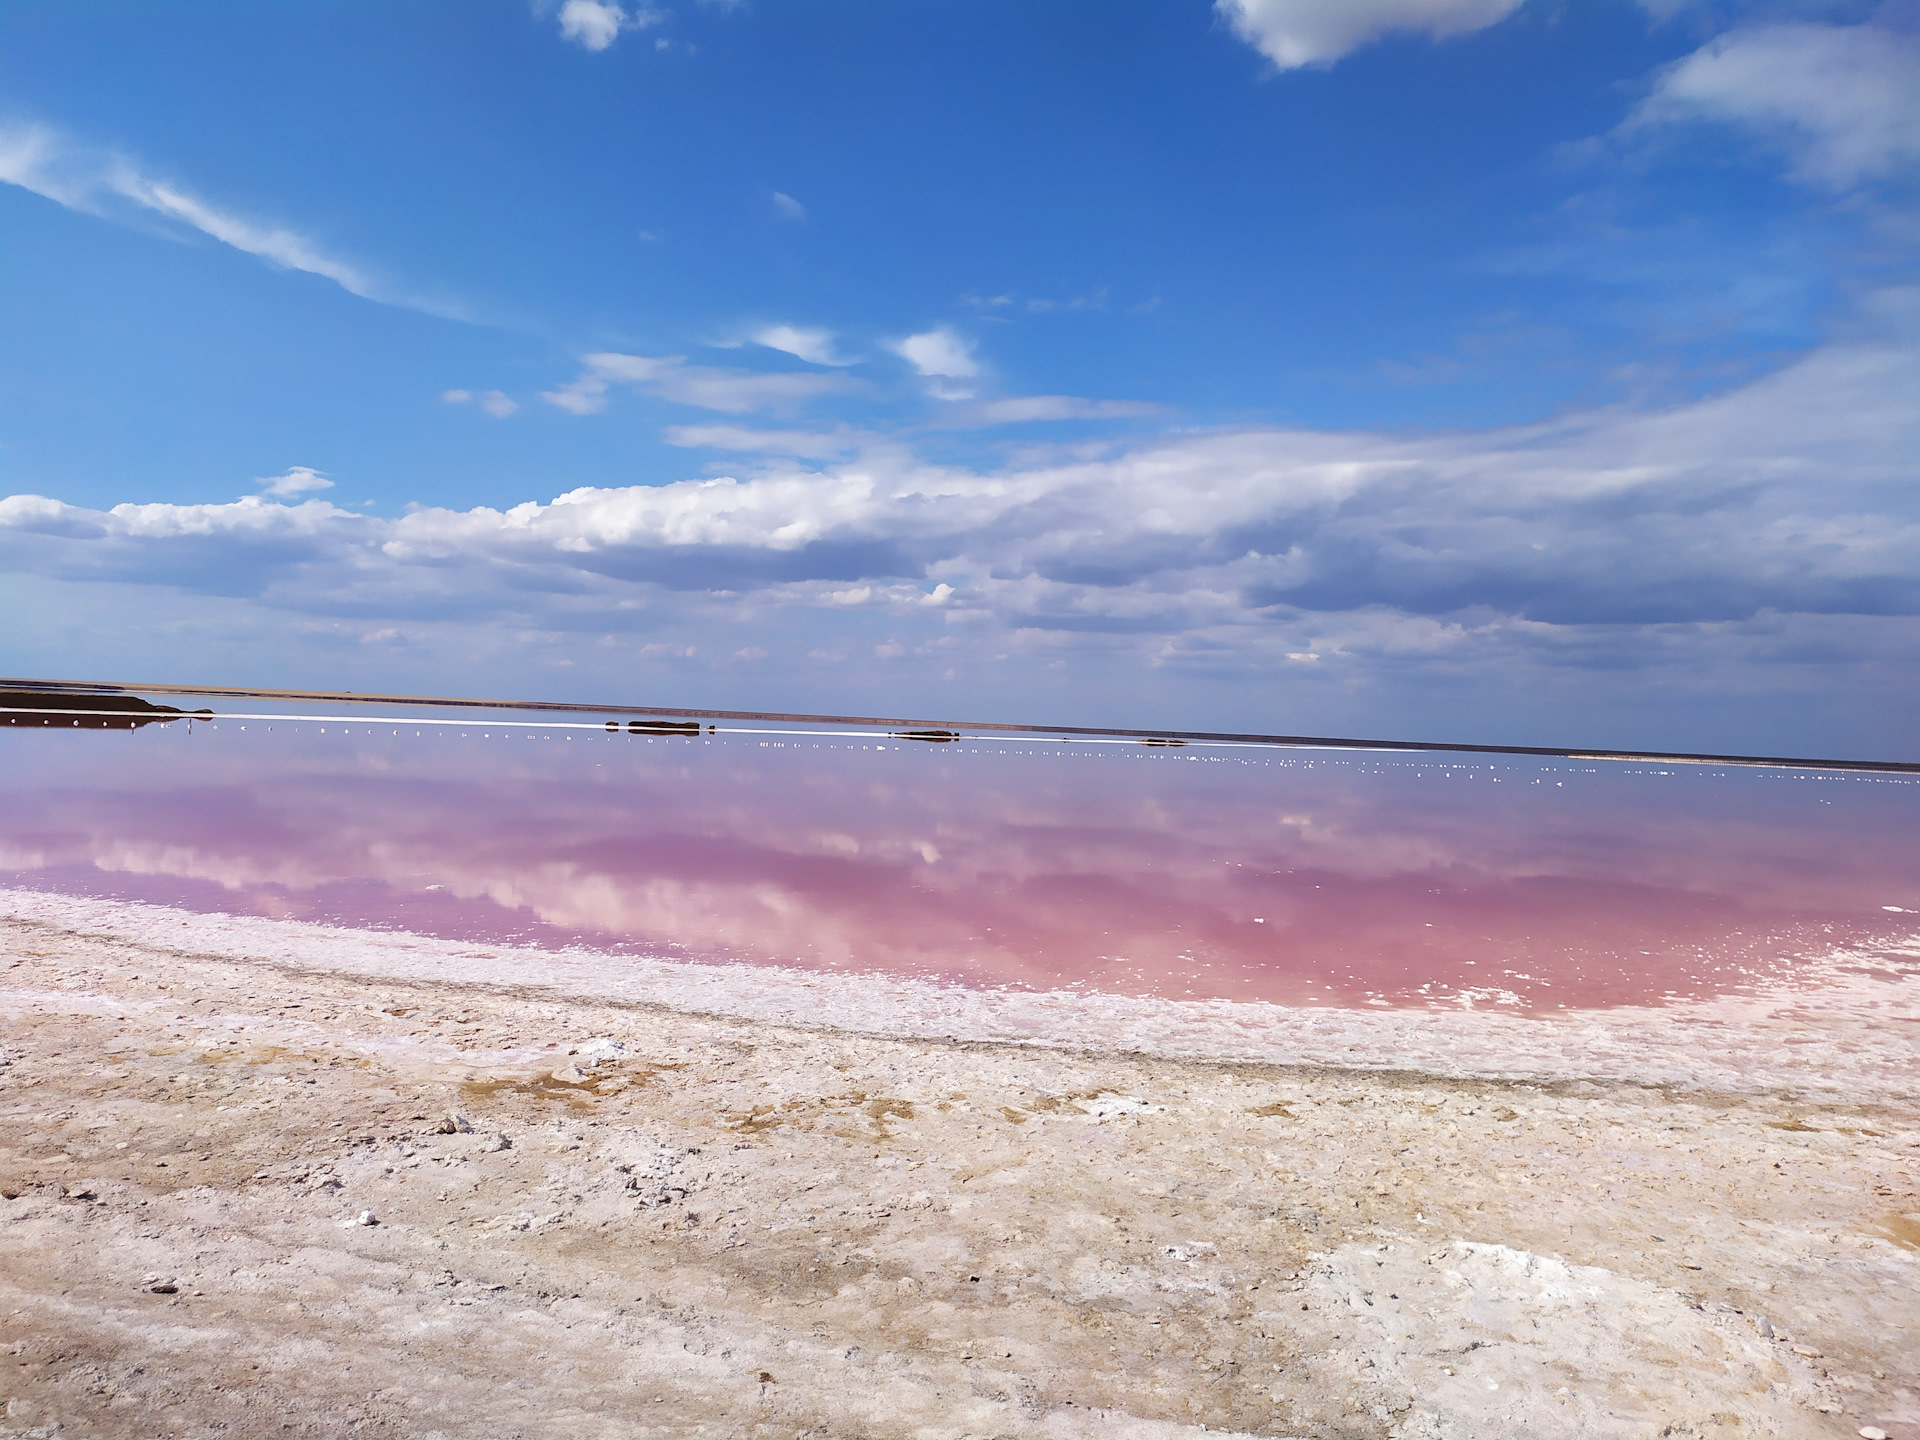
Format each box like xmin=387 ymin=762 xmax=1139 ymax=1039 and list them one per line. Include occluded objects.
xmin=2 ymin=713 xmax=1915 ymax=1010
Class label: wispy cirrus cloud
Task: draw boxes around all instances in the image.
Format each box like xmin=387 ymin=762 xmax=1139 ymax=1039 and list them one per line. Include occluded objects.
xmin=662 ymin=423 xmax=867 ymax=458
xmin=0 ymin=121 xmax=455 ymax=316
xmin=255 ymin=467 xmax=334 ymax=498
xmin=1621 ymin=22 xmax=1920 ymax=191
xmin=969 ymin=396 xmax=1161 ymax=424
xmin=442 ymin=388 xmax=520 ymax=418
xmin=751 ymin=325 xmax=850 ymax=366
xmin=541 ymin=352 xmax=859 ymax=416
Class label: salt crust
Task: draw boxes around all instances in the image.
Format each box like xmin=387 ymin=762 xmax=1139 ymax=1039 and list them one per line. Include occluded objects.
xmin=4 ymin=887 xmax=1915 ymax=1098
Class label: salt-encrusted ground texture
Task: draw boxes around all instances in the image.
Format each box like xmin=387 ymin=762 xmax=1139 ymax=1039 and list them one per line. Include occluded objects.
xmin=1 ymin=888 xmax=1916 ymax=1439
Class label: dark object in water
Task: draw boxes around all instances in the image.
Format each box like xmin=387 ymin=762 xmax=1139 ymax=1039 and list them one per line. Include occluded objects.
xmin=1142 ymin=736 xmax=1187 ymax=747
xmin=892 ymin=729 xmax=961 ymax=743
xmin=611 ymin=719 xmax=705 ymax=736
xmin=0 ymin=690 xmax=208 ymax=731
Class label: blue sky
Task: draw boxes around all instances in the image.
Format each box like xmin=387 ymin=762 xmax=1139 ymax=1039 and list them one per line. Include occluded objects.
xmin=1 ymin=0 xmax=1916 ymax=754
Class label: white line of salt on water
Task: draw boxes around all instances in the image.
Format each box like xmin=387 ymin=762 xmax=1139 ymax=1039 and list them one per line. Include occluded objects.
xmin=4 ymin=888 xmax=1914 ymax=1101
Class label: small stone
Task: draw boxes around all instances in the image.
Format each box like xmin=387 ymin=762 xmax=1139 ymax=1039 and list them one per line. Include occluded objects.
xmin=484 ymin=1134 xmax=512 ymax=1153
xmin=550 ymin=1063 xmax=592 ymax=1085
xmin=577 ymin=1038 xmax=627 ymax=1066
xmin=142 ymin=1273 xmax=177 ymax=1294
xmin=1793 ymin=1345 xmax=1823 ymax=1358
xmin=1858 ymin=1428 xmax=1888 ymax=1440
xmin=355 ymin=1210 xmax=378 ymax=1227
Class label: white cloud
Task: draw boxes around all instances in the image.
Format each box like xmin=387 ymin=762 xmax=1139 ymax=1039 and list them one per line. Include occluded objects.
xmin=662 ymin=424 xmax=864 ymax=458
xmin=772 ymin=191 xmax=806 ymax=221
xmin=542 ymin=352 xmax=857 ymax=416
xmin=11 ymin=313 xmax=1915 ymax=612
xmin=752 ymin=325 xmax=848 ymax=366
xmin=1216 ymin=0 xmax=1527 ymax=70
xmin=1623 ymin=23 xmax=1920 ymax=190
xmin=0 ymin=121 xmax=446 ymax=315
xmin=892 ymin=329 xmax=980 ymax=397
xmin=442 ymin=388 xmax=519 ymax=417
xmin=972 ymin=396 xmax=1160 ymax=423
xmin=894 ymin=329 xmax=977 ymax=379
xmin=0 ymin=123 xmax=89 ymax=209
xmin=256 ymin=467 xmax=333 ymax=498
xmin=557 ymin=0 xmax=661 ymax=51
xmin=4 ymin=303 xmax=1916 ymax=749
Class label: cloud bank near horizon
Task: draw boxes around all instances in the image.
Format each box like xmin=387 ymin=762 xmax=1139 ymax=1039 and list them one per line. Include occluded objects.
xmin=3 ymin=305 xmax=1915 ymax=748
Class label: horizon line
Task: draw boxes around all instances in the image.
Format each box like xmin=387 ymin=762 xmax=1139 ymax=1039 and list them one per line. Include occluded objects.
xmin=4 ymin=674 xmax=1916 ymax=775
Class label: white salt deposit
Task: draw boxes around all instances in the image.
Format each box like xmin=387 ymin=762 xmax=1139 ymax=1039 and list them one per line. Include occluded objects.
xmin=4 ymin=886 xmax=1915 ymax=1098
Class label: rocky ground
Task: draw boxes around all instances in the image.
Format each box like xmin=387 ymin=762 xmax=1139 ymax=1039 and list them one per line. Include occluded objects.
xmin=1 ymin=906 xmax=1916 ymax=1440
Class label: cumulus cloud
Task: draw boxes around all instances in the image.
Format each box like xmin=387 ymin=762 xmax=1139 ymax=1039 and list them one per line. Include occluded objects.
xmin=542 ymin=352 xmax=857 ymax=416
xmin=1216 ymin=0 xmax=1527 ymax=70
xmin=751 ymin=325 xmax=848 ymax=366
xmin=0 ymin=121 xmax=443 ymax=314
xmin=1623 ymin=23 xmax=1920 ymax=190
xmin=256 ymin=467 xmax=334 ymax=498
xmin=556 ymin=0 xmax=660 ymax=51
xmin=894 ymin=328 xmax=978 ymax=379
xmin=7 ymin=314 xmax=1915 ymax=641
xmin=4 ymin=295 xmax=1915 ymax=749
xmin=892 ymin=328 xmax=980 ymax=398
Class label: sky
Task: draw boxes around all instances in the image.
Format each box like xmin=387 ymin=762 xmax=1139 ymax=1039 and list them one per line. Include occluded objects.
xmin=1 ymin=0 xmax=1916 ymax=756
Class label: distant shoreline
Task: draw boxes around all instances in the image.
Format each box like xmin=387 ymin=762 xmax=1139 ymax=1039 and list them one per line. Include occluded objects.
xmin=7 ymin=675 xmax=1920 ymax=774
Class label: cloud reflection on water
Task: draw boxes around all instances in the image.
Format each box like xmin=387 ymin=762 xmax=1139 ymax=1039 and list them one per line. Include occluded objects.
xmin=1 ymin=722 xmax=1914 ymax=1011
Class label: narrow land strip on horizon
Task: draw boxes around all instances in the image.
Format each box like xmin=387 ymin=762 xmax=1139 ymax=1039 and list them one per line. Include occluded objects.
xmin=3 ymin=675 xmax=1918 ymax=774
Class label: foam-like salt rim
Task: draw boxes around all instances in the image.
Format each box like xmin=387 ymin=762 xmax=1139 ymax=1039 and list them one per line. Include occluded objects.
xmin=3 ymin=887 xmax=1915 ymax=1099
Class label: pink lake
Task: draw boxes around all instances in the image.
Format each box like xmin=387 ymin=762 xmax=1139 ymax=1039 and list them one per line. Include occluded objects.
xmin=1 ymin=703 xmax=1915 ymax=1011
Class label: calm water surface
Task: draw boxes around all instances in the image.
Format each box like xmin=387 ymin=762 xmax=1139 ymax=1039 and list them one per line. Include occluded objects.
xmin=2 ymin=705 xmax=1915 ymax=1011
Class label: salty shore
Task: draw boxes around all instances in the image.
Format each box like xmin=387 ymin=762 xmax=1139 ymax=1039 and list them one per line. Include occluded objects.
xmin=2 ymin=890 xmax=1916 ymax=1439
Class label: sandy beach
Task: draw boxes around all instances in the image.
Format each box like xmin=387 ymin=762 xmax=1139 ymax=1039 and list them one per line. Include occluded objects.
xmin=2 ymin=890 xmax=1915 ymax=1439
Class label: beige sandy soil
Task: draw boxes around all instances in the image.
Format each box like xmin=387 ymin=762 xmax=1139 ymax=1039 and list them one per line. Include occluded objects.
xmin=1 ymin=904 xmax=1916 ymax=1440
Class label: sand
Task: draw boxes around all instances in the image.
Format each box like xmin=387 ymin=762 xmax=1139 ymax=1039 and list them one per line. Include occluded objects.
xmin=1 ymin=890 xmax=1916 ymax=1439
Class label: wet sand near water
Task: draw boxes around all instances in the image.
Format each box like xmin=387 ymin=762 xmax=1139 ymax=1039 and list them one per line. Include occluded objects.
xmin=1 ymin=895 xmax=1916 ymax=1439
